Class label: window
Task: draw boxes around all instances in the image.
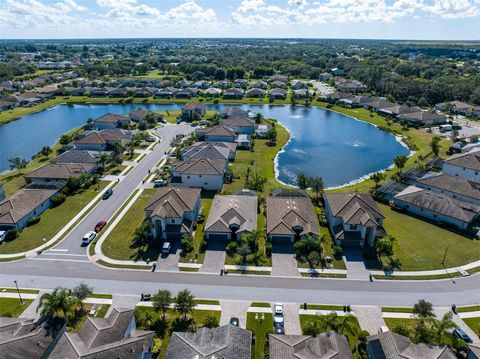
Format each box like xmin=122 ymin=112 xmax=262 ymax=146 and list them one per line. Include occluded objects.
xmin=204 ymin=182 xmax=208 ymax=185
xmin=476 ymin=172 xmax=478 ymax=175
xmin=172 ymin=219 xmax=176 ymax=224
xmin=187 ymin=176 xmax=190 ymax=179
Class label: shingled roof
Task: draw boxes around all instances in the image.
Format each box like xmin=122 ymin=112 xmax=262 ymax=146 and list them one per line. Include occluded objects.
xmin=94 ymin=113 xmax=129 ymax=123
xmin=220 ymin=117 xmax=255 ymax=128
xmin=444 ymin=148 xmax=480 ymax=171
xmin=166 ymin=325 xmax=252 ymax=359
xmin=181 ymin=143 xmax=231 ymax=162
xmin=266 ymin=195 xmax=320 ymax=237
xmin=24 ymin=163 xmax=95 ymax=181
xmin=417 ymin=172 xmax=480 ymax=202
xmin=145 ymin=187 xmax=201 ymax=219
xmin=172 ymin=158 xmax=226 ymax=176
xmin=51 ymin=150 xmax=102 ymax=164
xmin=323 ymin=193 xmax=384 ymax=227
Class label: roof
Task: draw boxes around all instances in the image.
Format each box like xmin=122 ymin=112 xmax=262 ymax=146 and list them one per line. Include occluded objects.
xmin=394 ymin=186 xmax=480 ymax=223
xmin=74 ymin=130 xmax=132 ymax=145
xmin=221 ymin=106 xmax=250 ymax=119
xmin=51 ymin=150 xmax=102 ymax=164
xmin=172 ymin=158 xmax=226 ymax=175
xmin=379 ymin=105 xmax=422 ymax=116
xmin=468 ymin=344 xmax=480 ymax=358
xmin=145 ymin=187 xmax=201 ymax=219
xmin=220 ymin=117 xmax=255 ymax=128
xmin=181 ymin=143 xmax=231 ymax=161
xmin=266 ymin=195 xmax=320 ymax=237
xmin=324 ymin=193 xmax=384 ymax=227
xmin=49 ymin=307 xmax=154 ymax=359
xmin=166 ymin=325 xmax=252 ymax=359
xmin=0 ymin=188 xmax=59 ymax=225
xmin=269 ymin=331 xmax=353 ymax=359
xmin=398 ymin=111 xmax=446 ymax=123
xmin=0 ymin=317 xmax=65 ymax=359
xmin=204 ymin=125 xmax=236 ymax=138
xmin=94 ymin=113 xmax=128 ymax=123
xmin=444 ymin=148 xmax=480 ymax=171
xmin=269 ymin=88 xmax=287 ymax=95
xmin=367 ymin=331 xmax=456 ymax=359
xmin=417 ymin=172 xmax=480 ymax=201
xmin=25 ymin=163 xmax=95 ymax=180
xmin=205 ymin=194 xmax=258 ymax=234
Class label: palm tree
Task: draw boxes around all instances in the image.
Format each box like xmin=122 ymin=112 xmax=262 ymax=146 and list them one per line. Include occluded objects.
xmin=315 ymin=312 xmax=340 ymax=332
xmin=431 ymin=312 xmax=457 ymax=340
xmin=335 ymin=314 xmax=359 ymax=337
xmin=237 ymin=242 xmax=252 ymax=263
xmin=309 ymin=176 xmax=324 ymax=202
xmin=36 ymin=288 xmax=81 ymax=324
xmin=175 ymin=289 xmax=195 ymax=320
xmin=152 ymin=289 xmax=172 ymax=320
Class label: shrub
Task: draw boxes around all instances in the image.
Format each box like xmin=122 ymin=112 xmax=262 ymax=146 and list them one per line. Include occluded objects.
xmin=333 ymin=245 xmax=343 ymax=259
xmin=203 ymin=314 xmax=219 ymax=328
xmin=27 ymin=216 xmax=41 ymax=227
xmin=6 ymin=229 xmax=18 ymax=241
xmin=226 ymin=241 xmax=238 ymax=257
xmin=51 ymin=193 xmax=66 ymax=207
xmin=200 ymin=240 xmax=208 ymax=252
xmin=265 ymin=242 xmax=273 ymax=257
xmin=181 ymin=235 xmax=194 ymax=254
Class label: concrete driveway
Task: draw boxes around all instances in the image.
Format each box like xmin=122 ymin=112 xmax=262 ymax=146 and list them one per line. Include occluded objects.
xmin=271 ymin=242 xmax=300 ymax=277
xmin=156 ymin=241 xmax=180 ymax=271
xmin=343 ymin=249 xmax=369 ymax=280
xmin=282 ymin=302 xmax=301 ymax=335
xmin=200 ymin=239 xmax=226 ymax=273
xmin=220 ymin=300 xmax=251 ymax=329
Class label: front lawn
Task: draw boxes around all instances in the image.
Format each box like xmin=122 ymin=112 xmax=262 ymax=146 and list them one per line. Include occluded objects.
xmin=101 ymin=189 xmax=159 ymax=262
xmin=368 ymin=204 xmax=480 ymax=271
xmin=0 ymin=182 xmax=108 ymax=254
xmin=463 ymin=317 xmax=480 ymax=337
xmin=0 ymin=298 xmax=33 ymax=317
xmin=246 ymin=311 xmax=273 ymax=359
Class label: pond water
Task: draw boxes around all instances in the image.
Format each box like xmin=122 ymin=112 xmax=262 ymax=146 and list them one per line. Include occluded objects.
xmin=0 ymin=103 xmax=409 ymax=188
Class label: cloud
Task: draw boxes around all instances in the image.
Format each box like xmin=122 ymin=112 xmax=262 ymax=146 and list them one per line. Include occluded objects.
xmin=423 ymin=0 xmax=480 ymax=18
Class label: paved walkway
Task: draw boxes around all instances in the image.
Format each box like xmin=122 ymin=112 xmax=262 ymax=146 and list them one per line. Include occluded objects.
xmin=220 ymin=300 xmax=251 ymax=329
xmin=200 ymin=250 xmax=226 ymax=273
xmin=343 ymin=250 xmax=369 ymax=280
xmin=283 ymin=303 xmax=301 ymax=335
xmin=352 ymin=305 xmax=386 ymax=334
xmin=271 ymin=253 xmax=300 ymax=277
xmin=19 ymin=290 xmax=48 ymax=319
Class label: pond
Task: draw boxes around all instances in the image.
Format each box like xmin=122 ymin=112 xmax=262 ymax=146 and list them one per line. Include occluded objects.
xmin=0 ymin=103 xmax=409 ymax=188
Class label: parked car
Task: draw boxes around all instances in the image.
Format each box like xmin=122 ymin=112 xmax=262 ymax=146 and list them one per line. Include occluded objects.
xmin=146 ymin=136 xmax=156 ymax=142
xmin=82 ymin=231 xmax=96 ymax=245
xmin=229 ymin=317 xmax=240 ymax=327
xmin=154 ymin=179 xmax=167 ymax=187
xmin=0 ymin=230 xmax=7 ymax=243
xmin=94 ymin=220 xmax=107 ymax=232
xmin=162 ymin=242 xmax=171 ymax=255
xmin=273 ymin=303 xmax=284 ymax=326
xmin=103 ymin=188 xmax=113 ymax=200
xmin=453 ymin=328 xmax=472 ymax=343
xmin=274 ymin=322 xmax=285 ymax=334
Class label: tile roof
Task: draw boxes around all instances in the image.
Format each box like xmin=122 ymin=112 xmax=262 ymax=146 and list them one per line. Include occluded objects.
xmin=145 ymin=187 xmax=201 ymax=219
xmin=444 ymin=148 xmax=480 ymax=171
xmin=417 ymin=172 xmax=480 ymax=201
xmin=205 ymin=194 xmax=258 ymax=234
xmin=25 ymin=163 xmax=95 ymax=180
xmin=323 ymin=193 xmax=384 ymax=227
xmin=266 ymin=195 xmax=320 ymax=237
xmin=172 ymin=158 xmax=226 ymax=175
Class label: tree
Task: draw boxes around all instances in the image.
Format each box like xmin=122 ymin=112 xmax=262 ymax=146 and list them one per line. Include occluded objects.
xmin=59 ymin=134 xmax=72 ymax=145
xmin=36 ymin=288 xmax=81 ymax=324
xmin=237 ymin=241 xmax=252 ymax=263
xmin=41 ymin=145 xmax=52 ymax=157
xmin=376 ymin=235 xmax=396 ymax=258
xmin=133 ymin=221 xmax=152 ymax=244
xmin=393 ymin=155 xmax=408 ymax=173
xmin=72 ymin=283 xmax=93 ymax=301
xmin=413 ymin=317 xmax=436 ymax=344
xmin=266 ymin=127 xmax=277 ymax=145
xmin=413 ymin=299 xmax=435 ymax=318
xmin=180 ymin=235 xmax=194 ymax=254
xmin=203 ymin=314 xmax=219 ymax=328
xmin=430 ymin=136 xmax=441 ymax=157
xmin=315 ymin=312 xmax=341 ymax=332
xmin=245 ymin=171 xmax=267 ymax=192
xmin=254 ymin=113 xmax=263 ymax=124
xmin=370 ymin=172 xmax=385 ymax=188
xmin=296 ymin=172 xmax=310 ymax=189
xmin=175 ymin=289 xmax=195 ymax=320
xmin=136 ymin=310 xmax=156 ymax=329
xmin=152 ymin=289 xmax=172 ymax=320
xmin=335 ymin=314 xmax=359 ymax=337
xmin=431 ymin=311 xmax=457 ymax=340
xmin=309 ymin=176 xmax=324 ymax=201
xmin=8 ymin=156 xmax=29 ymax=173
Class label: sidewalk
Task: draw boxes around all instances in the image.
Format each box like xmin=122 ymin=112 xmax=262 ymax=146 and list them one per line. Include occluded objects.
xmin=370 ymin=259 xmax=480 ymax=277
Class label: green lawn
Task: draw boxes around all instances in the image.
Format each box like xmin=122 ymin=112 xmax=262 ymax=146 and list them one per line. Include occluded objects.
xmin=0 ymin=298 xmax=33 ymax=317
xmin=368 ymin=204 xmax=480 ymax=271
xmin=457 ymin=305 xmax=480 ymax=313
xmin=384 ymin=317 xmax=417 ymax=331
xmin=382 ymin=307 xmax=413 ymax=313
xmin=302 ymin=304 xmax=344 ymax=311
xmin=102 ymin=164 xmax=127 ymax=175
xmin=251 ymin=302 xmax=272 ymax=308
xmin=246 ymin=311 xmax=273 ymax=359
xmin=0 ymin=182 xmax=108 ymax=254
xmin=101 ymin=189 xmax=158 ymax=262
xmin=135 ymin=306 xmax=221 ymax=359
xmin=463 ymin=317 xmax=480 ymax=337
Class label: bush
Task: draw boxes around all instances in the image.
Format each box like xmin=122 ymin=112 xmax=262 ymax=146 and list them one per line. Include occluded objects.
xmin=200 ymin=240 xmax=208 ymax=252
xmin=51 ymin=193 xmax=66 ymax=207
xmin=27 ymin=216 xmax=41 ymax=227
xmin=333 ymin=245 xmax=343 ymax=258
xmin=265 ymin=242 xmax=272 ymax=257
xmin=226 ymin=241 xmax=238 ymax=257
xmin=181 ymin=235 xmax=194 ymax=254
xmin=6 ymin=229 xmax=18 ymax=241
xmin=203 ymin=314 xmax=219 ymax=328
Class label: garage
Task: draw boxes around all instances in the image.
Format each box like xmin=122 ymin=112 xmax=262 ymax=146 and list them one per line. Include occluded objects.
xmin=206 ymin=232 xmax=230 ymax=241
xmin=270 ymin=235 xmax=294 ymax=254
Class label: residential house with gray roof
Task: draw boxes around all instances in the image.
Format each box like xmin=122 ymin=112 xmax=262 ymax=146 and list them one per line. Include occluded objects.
xmin=220 ymin=106 xmax=250 ymax=119
xmin=367 ymin=331 xmax=456 ymax=359
xmin=398 ymin=111 xmax=447 ymax=127
xmin=378 ymin=105 xmax=422 ymax=118
xmin=166 ymin=325 xmax=252 ymax=359
xmin=24 ymin=163 xmax=96 ymax=183
xmin=416 ymin=172 xmax=480 ymax=205
xmin=204 ymin=193 xmax=258 ymax=241
xmin=223 ymin=88 xmax=244 ymax=99
xmin=51 ymin=150 xmax=104 ymax=166
xmin=93 ymin=113 xmax=130 ymax=130
xmin=443 ymin=148 xmax=480 ymax=184
xmin=269 ymin=332 xmax=353 ymax=359
xmin=145 ymin=187 xmax=201 ymax=240
xmin=220 ymin=117 xmax=256 ymax=135
xmin=323 ymin=193 xmax=385 ymax=248
xmin=181 ymin=143 xmax=233 ymax=162
xmin=180 ymin=102 xmax=205 ymax=121
xmin=49 ymin=307 xmax=154 ymax=359
xmin=203 ymin=87 xmax=222 ymax=97
xmin=171 ymin=157 xmax=226 ymax=191
xmin=269 ymin=88 xmax=287 ymax=100
xmin=246 ymin=88 xmax=266 ymax=98
xmin=196 ymin=125 xmax=236 ymax=143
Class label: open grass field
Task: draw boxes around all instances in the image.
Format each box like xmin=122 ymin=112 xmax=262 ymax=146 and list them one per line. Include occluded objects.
xmin=246 ymin=311 xmax=273 ymax=359
xmin=0 ymin=297 xmax=33 ymax=317
xmin=0 ymin=181 xmax=108 ymax=255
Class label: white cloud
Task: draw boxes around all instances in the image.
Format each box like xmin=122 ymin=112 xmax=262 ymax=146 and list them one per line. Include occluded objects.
xmin=424 ymin=0 xmax=479 ymax=18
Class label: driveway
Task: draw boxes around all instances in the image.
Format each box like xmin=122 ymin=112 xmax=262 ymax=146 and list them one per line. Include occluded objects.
xmin=200 ymin=240 xmax=226 ymax=273
xmin=282 ymin=302 xmax=301 ymax=335
xmin=156 ymin=241 xmax=180 ymax=271
xmin=352 ymin=305 xmax=386 ymax=334
xmin=343 ymin=249 xmax=369 ymax=280
xmin=271 ymin=242 xmax=300 ymax=277
xmin=220 ymin=300 xmax=251 ymax=329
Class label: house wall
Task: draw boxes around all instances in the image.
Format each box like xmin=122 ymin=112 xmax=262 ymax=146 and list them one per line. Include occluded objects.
xmin=443 ymin=163 xmax=480 ymax=184
xmin=174 ymin=173 xmax=224 ymax=191
xmin=94 ymin=121 xmax=116 ymax=130
xmin=0 ymin=194 xmax=57 ymax=231
xmin=205 ymin=135 xmax=235 ymax=143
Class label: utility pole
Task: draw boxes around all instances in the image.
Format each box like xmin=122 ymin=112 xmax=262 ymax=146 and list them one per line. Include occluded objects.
xmin=13 ymin=280 xmax=23 ymax=304
xmin=442 ymin=245 xmax=450 ymax=268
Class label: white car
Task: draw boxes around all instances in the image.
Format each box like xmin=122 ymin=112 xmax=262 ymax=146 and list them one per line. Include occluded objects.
xmin=82 ymin=231 xmax=97 ymax=244
xmin=273 ymin=303 xmax=284 ymax=325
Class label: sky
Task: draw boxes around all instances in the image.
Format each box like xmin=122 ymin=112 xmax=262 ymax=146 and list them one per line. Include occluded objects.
xmin=0 ymin=0 xmax=479 ymax=40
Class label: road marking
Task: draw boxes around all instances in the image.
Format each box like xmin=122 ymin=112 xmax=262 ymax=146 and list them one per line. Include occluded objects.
xmin=29 ymin=257 xmax=90 ymax=263
xmin=42 ymin=252 xmax=86 ymax=257
xmin=47 ymin=249 xmax=69 ymax=252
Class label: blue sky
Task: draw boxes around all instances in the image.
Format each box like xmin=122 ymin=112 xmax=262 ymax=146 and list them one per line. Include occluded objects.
xmin=0 ymin=0 xmax=479 ymax=40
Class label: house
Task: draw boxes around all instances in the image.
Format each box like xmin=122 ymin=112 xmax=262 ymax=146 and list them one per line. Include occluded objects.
xmin=155 ymin=87 xmax=178 ymax=98
xmin=435 ymin=101 xmax=480 ymax=118
xmin=266 ymin=191 xmax=320 ymax=243
xmin=250 ymin=81 xmax=267 ymax=89
xmin=73 ymin=130 xmax=131 ymax=151
xmin=220 ymin=117 xmax=255 ymax=135
xmin=293 ymin=89 xmax=314 ymax=100
xmin=0 ymin=187 xmax=60 ymax=231
xmin=181 ymin=143 xmax=233 ymax=162
xmin=363 ymin=99 xmax=396 ymax=112
xmin=268 ymin=74 xmax=288 ymax=83
xmin=49 ymin=307 xmax=154 ymax=359
xmin=109 ymin=87 xmax=129 ymax=97
xmin=145 ymin=187 xmax=201 ymax=240
xmin=393 ymin=186 xmax=480 ymax=231
xmin=51 ymin=150 xmax=104 ymax=166
xmin=235 ymin=134 xmax=251 ymax=148
xmin=203 ymin=87 xmax=222 ymax=97
xmin=245 ymin=88 xmax=266 ymax=98
xmin=223 ymin=88 xmax=244 ymax=99
xmin=192 ymin=80 xmax=209 ymax=89
xmin=220 ymin=106 xmax=250 ymax=119
xmin=269 ymin=332 xmax=353 ymax=359
xmin=212 ymin=80 xmax=231 ymax=89
xmin=378 ymin=105 xmax=422 ymax=118
xmin=183 ymin=141 xmax=237 ymax=161
xmin=171 ymin=158 xmax=226 ymax=191
xmin=133 ymin=88 xmax=153 ymax=97
xmin=234 ymin=79 xmax=249 ymax=88
xmin=204 ymin=194 xmax=258 ymax=241
xmin=175 ymin=88 xmax=198 ymax=99
xmin=15 ymin=92 xmax=43 ymax=106
xmin=468 ymin=344 xmax=480 ymax=359
xmin=24 ymin=163 xmax=96 ymax=183
xmin=129 ymin=108 xmax=163 ymax=123
xmin=94 ymin=113 xmax=130 ymax=130
xmin=366 ymin=331 xmax=456 ymax=359
xmin=196 ymin=125 xmax=236 ymax=143
xmin=0 ymin=317 xmax=66 ymax=359
xmin=416 ymin=172 xmax=480 ymax=205
xmin=255 ymin=124 xmax=270 ymax=138
xmin=176 ymin=79 xmax=193 ymax=88
xmin=397 ymin=111 xmax=447 ymax=127
xmin=88 ymin=87 xmax=110 ymax=97
xmin=269 ymin=88 xmax=287 ymax=100
xmin=331 ymin=67 xmax=343 ymax=76
xmin=271 ymin=81 xmax=287 ymax=89
xmin=0 ymin=98 xmax=18 ymax=111
xmin=181 ymin=102 xmax=205 ymax=121
xmin=166 ymin=325 xmax=252 ymax=359
xmin=290 ymin=80 xmax=308 ymax=90
xmin=323 ymin=193 xmax=385 ymax=248
xmin=443 ymin=149 xmax=480 ymax=183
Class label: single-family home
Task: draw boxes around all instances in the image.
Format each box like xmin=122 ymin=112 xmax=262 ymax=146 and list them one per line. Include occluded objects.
xmin=24 ymin=163 xmax=96 ymax=183
xmin=292 ymin=89 xmax=314 ymax=100
xmin=0 ymin=98 xmax=17 ymax=111
xmin=220 ymin=117 xmax=255 ymax=135
xmin=145 ymin=187 xmax=201 ymax=240
xmin=181 ymin=143 xmax=232 ymax=162
xmin=196 ymin=125 xmax=236 ymax=143
xmin=155 ymin=87 xmax=178 ymax=99
xmin=363 ymin=99 xmax=396 ymax=112
xmin=378 ymin=104 xmax=422 ymax=118
xmin=366 ymin=331 xmax=456 ymax=359
xmin=89 ymin=87 xmax=110 ymax=97
xmin=290 ymin=80 xmax=308 ymax=90
xmin=73 ymin=129 xmax=132 ymax=151
xmin=245 ymin=88 xmax=266 ymax=98
xmin=223 ymin=88 xmax=244 ymax=99
xmin=0 ymin=187 xmax=60 ymax=231
xmin=323 ymin=193 xmax=385 ymax=248
xmin=416 ymin=172 xmax=480 ymax=205
xmin=175 ymin=88 xmax=198 ymax=99
xmin=203 ymin=87 xmax=222 ymax=97
xmin=269 ymin=331 xmax=353 ymax=359
xmin=0 ymin=317 xmax=66 ymax=359
xmin=435 ymin=101 xmax=480 ymax=118
xmin=94 ymin=113 xmax=130 ymax=130
xmin=393 ymin=186 xmax=480 ymax=231
xmin=204 ymin=193 xmax=258 ymax=241
xmin=176 ymin=79 xmax=193 ymax=88
xmin=268 ymin=74 xmax=288 ymax=83
xmin=166 ymin=325 xmax=252 ymax=359
xmin=220 ymin=106 xmax=250 ymax=119
xmin=250 ymin=81 xmax=268 ymax=89
xmin=109 ymin=87 xmax=129 ymax=97
xmin=192 ymin=80 xmax=209 ymax=89
xmin=271 ymin=81 xmax=287 ymax=89
xmin=180 ymin=102 xmax=205 ymax=121
xmin=269 ymin=88 xmax=287 ymax=100
xmin=51 ymin=149 xmax=104 ymax=166
xmin=212 ymin=80 xmax=231 ymax=89
xmin=133 ymin=88 xmax=153 ymax=97
xmin=171 ymin=157 xmax=226 ymax=191
xmin=443 ymin=148 xmax=480 ymax=183
xmin=129 ymin=108 xmax=163 ymax=123
xmin=397 ymin=111 xmax=447 ymax=127
xmin=234 ymin=79 xmax=249 ymax=88
xmin=266 ymin=191 xmax=320 ymax=244
xmin=49 ymin=307 xmax=154 ymax=359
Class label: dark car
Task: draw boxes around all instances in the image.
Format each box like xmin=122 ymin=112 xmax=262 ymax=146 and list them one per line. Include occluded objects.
xmin=95 ymin=220 xmax=107 ymax=232
xmin=102 ymin=188 xmax=113 ymax=200
xmin=274 ymin=322 xmax=285 ymax=334
xmin=229 ymin=317 xmax=240 ymax=327
xmin=453 ymin=328 xmax=472 ymax=343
